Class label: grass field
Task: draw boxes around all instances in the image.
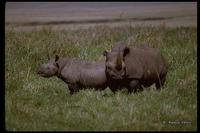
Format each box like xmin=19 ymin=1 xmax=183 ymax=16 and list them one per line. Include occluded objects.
xmin=5 ymin=25 xmax=197 ymax=131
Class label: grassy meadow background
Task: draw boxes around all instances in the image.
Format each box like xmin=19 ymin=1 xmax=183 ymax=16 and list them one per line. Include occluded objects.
xmin=5 ymin=2 xmax=197 ymax=131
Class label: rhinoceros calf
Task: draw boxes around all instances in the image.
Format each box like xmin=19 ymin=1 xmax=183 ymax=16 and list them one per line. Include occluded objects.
xmin=37 ymin=55 xmax=107 ymax=95
xmin=103 ymin=43 xmax=168 ymax=93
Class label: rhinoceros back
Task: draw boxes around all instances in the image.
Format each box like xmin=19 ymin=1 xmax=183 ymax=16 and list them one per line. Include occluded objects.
xmin=124 ymin=48 xmax=165 ymax=81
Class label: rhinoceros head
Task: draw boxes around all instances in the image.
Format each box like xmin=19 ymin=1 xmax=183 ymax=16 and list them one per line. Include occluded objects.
xmin=103 ymin=46 xmax=130 ymax=79
xmin=37 ymin=55 xmax=60 ymax=77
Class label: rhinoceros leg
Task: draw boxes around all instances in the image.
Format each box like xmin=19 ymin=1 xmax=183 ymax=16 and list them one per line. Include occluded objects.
xmin=155 ymin=76 xmax=166 ymax=90
xmin=135 ymin=85 xmax=144 ymax=93
xmin=68 ymin=83 xmax=80 ymax=95
xmin=128 ymin=80 xmax=142 ymax=93
xmin=109 ymin=86 xmax=117 ymax=94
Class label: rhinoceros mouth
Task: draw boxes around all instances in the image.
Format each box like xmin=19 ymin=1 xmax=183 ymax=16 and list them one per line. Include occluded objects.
xmin=39 ymin=73 xmax=51 ymax=78
xmin=111 ymin=74 xmax=125 ymax=80
xmin=37 ymin=71 xmax=51 ymax=77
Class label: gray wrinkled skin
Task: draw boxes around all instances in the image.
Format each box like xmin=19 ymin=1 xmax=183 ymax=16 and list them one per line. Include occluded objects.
xmin=103 ymin=43 xmax=128 ymax=80
xmin=37 ymin=56 xmax=107 ymax=95
xmin=104 ymin=43 xmax=168 ymax=93
xmin=37 ymin=59 xmax=58 ymax=77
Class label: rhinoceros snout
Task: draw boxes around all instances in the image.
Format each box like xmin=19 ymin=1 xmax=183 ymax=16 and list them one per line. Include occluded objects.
xmin=111 ymin=74 xmax=124 ymax=80
xmin=37 ymin=66 xmax=43 ymax=75
xmin=37 ymin=70 xmax=42 ymax=74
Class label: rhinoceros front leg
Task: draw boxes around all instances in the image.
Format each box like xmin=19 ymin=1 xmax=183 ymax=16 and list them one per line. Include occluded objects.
xmin=68 ymin=83 xmax=80 ymax=95
xmin=128 ymin=80 xmax=143 ymax=93
xmin=109 ymin=87 xmax=117 ymax=94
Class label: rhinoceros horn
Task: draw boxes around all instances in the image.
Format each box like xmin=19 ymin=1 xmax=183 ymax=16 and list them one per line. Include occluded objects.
xmin=115 ymin=50 xmax=123 ymax=70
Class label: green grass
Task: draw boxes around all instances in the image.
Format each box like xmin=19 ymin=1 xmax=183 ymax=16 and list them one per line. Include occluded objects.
xmin=5 ymin=25 xmax=197 ymax=131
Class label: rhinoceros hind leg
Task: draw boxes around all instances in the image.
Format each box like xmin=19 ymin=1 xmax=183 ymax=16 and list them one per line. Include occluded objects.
xmin=155 ymin=76 xmax=166 ymax=90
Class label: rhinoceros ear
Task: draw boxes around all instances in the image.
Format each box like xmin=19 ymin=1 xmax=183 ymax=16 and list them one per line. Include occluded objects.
xmin=55 ymin=55 xmax=59 ymax=62
xmin=103 ymin=51 xmax=108 ymax=56
xmin=123 ymin=47 xmax=130 ymax=57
